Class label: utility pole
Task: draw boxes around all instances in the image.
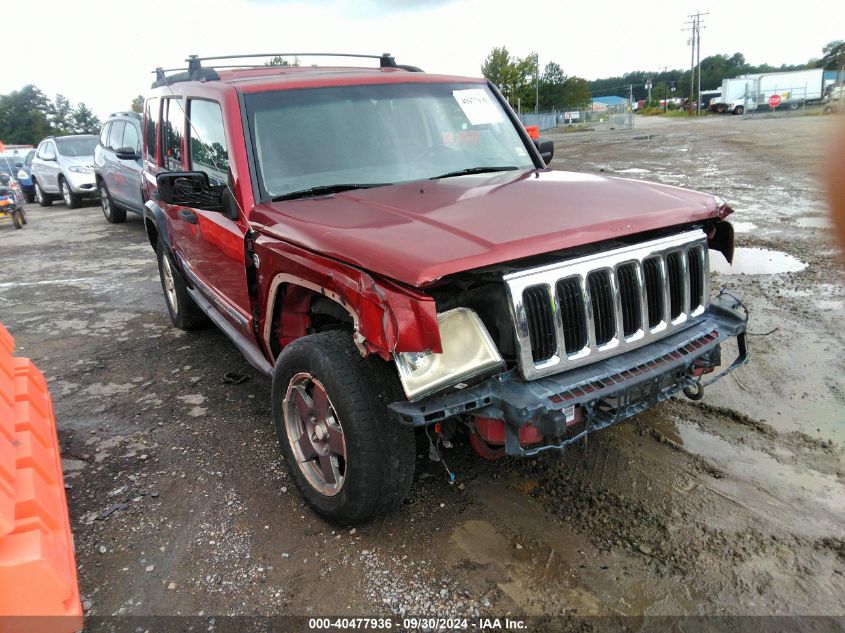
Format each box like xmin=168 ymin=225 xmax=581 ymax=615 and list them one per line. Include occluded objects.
xmin=646 ymin=78 xmax=653 ymax=105
xmin=684 ymin=12 xmax=708 ymax=115
xmin=535 ymin=54 xmax=540 ymax=115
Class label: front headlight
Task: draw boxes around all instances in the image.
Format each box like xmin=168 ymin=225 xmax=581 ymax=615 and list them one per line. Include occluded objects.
xmin=394 ymin=307 xmax=504 ymax=401
xmin=68 ymin=165 xmax=94 ymax=174
xmin=16 ymin=169 xmax=27 ymax=180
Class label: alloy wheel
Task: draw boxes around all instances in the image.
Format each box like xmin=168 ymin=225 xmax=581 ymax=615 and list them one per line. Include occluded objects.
xmin=283 ymin=372 xmax=347 ymax=496
xmin=160 ymin=254 xmax=179 ymax=313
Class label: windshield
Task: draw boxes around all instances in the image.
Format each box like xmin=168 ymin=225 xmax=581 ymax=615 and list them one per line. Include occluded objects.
xmin=0 ymin=159 xmax=18 ymax=175
xmin=55 ymin=136 xmax=98 ymax=157
xmin=244 ymin=82 xmax=535 ymax=199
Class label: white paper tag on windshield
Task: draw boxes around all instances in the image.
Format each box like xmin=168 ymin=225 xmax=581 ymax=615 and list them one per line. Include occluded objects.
xmin=453 ymin=89 xmax=503 ymax=125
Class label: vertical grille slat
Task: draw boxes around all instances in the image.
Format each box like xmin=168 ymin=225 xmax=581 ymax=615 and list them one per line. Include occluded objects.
xmin=667 ymin=251 xmax=685 ymax=320
xmin=556 ymin=277 xmax=587 ymax=354
xmin=643 ymin=257 xmax=663 ymax=328
xmin=617 ymin=263 xmax=641 ymax=338
xmin=688 ymin=246 xmax=704 ymax=310
xmin=523 ymin=285 xmax=555 ymax=362
xmin=505 ymin=231 xmax=711 ymax=381
xmin=587 ymin=271 xmax=615 ymax=346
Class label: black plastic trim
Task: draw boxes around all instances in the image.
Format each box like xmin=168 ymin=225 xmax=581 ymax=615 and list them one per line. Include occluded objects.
xmin=389 ymin=292 xmax=749 ymax=456
xmin=185 ymin=286 xmax=273 ymax=376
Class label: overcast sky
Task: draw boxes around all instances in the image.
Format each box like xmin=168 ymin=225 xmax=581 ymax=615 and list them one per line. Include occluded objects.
xmin=2 ymin=0 xmax=841 ymax=119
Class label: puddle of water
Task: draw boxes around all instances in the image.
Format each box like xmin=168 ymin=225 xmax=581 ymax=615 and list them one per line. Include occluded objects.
xmin=673 ymin=422 xmax=845 ymax=534
xmin=795 ymin=216 xmax=832 ymax=229
xmin=731 ymin=221 xmax=758 ymax=233
xmin=710 ymin=248 xmax=807 ymax=275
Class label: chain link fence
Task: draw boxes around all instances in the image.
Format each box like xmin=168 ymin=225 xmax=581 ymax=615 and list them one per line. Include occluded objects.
xmin=519 ymin=110 xmax=634 ymax=132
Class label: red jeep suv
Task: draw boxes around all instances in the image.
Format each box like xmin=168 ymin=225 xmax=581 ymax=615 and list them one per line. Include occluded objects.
xmin=141 ymin=54 xmax=747 ymax=524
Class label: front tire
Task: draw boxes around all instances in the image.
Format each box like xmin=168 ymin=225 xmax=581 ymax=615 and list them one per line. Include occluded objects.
xmin=155 ymin=237 xmax=206 ymax=330
xmin=100 ymin=183 xmax=126 ymax=223
xmin=34 ymin=181 xmax=52 ymax=207
xmin=734 ymin=106 xmax=744 ymax=115
xmin=12 ymin=212 xmax=22 ymax=229
xmin=272 ymin=331 xmax=415 ymax=525
xmin=60 ymin=178 xmax=81 ymax=209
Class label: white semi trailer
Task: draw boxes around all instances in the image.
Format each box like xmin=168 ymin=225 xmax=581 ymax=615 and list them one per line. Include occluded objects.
xmin=712 ymin=68 xmax=825 ymax=114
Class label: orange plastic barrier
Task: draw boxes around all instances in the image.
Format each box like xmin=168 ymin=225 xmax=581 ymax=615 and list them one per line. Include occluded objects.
xmin=524 ymin=124 xmax=540 ymax=140
xmin=0 ymin=324 xmax=82 ymax=633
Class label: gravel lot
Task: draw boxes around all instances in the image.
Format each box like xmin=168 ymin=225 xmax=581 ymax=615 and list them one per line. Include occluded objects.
xmin=0 ymin=114 xmax=843 ymax=631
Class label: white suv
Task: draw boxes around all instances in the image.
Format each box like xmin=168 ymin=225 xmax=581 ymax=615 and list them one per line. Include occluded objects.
xmin=31 ymin=135 xmax=99 ymax=208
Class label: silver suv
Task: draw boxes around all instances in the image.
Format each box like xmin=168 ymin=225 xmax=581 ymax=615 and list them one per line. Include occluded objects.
xmin=94 ymin=112 xmax=144 ymax=223
xmin=31 ymin=135 xmax=99 ymax=208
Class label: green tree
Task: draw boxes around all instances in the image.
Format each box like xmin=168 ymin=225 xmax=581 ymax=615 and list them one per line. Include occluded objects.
xmin=561 ymin=77 xmax=590 ymax=110
xmin=266 ymin=55 xmax=300 ymax=67
xmin=49 ymin=94 xmax=73 ymax=135
xmin=481 ymin=46 xmax=513 ymax=95
xmin=70 ymin=103 xmax=101 ymax=134
xmin=539 ymin=61 xmax=566 ymax=110
xmin=0 ymin=85 xmax=52 ymax=145
xmin=131 ymin=95 xmax=144 ymax=113
xmin=819 ymin=40 xmax=845 ymax=70
xmin=514 ymin=52 xmax=539 ymax=112
xmin=481 ymin=47 xmax=541 ymax=111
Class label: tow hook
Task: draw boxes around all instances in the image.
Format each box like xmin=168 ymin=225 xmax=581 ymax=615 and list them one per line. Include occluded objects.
xmin=683 ymin=380 xmax=704 ymax=401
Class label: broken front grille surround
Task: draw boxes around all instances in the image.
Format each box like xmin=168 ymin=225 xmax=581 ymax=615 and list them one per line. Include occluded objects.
xmin=504 ymin=230 xmax=709 ymax=380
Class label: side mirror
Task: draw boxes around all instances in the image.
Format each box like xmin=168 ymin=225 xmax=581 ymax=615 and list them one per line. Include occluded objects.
xmin=534 ymin=138 xmax=554 ymax=165
xmin=115 ymin=146 xmax=140 ymax=161
xmin=156 ymin=171 xmax=223 ymax=211
xmin=14 ymin=161 xmax=22 ymax=168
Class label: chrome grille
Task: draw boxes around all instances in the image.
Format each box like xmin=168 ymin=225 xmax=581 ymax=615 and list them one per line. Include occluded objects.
xmin=504 ymin=230 xmax=710 ymax=380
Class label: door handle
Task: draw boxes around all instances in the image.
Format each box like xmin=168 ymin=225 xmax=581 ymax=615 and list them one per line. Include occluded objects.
xmin=178 ymin=209 xmax=198 ymax=224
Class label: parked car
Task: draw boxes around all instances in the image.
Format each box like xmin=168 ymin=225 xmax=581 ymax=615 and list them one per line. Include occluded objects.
xmin=17 ymin=149 xmax=35 ymax=202
xmin=30 ymin=135 xmax=98 ymax=208
xmin=94 ymin=112 xmax=145 ymax=223
xmin=823 ymin=86 xmax=845 ymax=114
xmin=142 ymin=53 xmax=748 ymax=524
xmin=0 ymin=148 xmax=34 ymax=203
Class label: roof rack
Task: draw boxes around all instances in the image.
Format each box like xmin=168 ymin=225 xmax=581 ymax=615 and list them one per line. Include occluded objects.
xmin=108 ymin=111 xmax=141 ymax=119
xmin=151 ymin=52 xmax=422 ymax=88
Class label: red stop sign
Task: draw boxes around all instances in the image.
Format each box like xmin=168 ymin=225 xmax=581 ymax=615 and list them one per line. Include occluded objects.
xmin=768 ymin=94 xmax=782 ymax=108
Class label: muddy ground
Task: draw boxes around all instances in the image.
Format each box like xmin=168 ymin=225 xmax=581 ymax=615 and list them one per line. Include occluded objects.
xmin=0 ymin=114 xmax=843 ymax=632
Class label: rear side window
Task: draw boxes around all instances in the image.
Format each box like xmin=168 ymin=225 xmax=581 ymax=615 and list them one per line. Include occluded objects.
xmin=144 ymin=97 xmax=159 ymax=162
xmin=188 ymin=99 xmax=229 ymax=186
xmin=122 ymin=122 xmax=141 ymax=154
xmin=163 ymin=98 xmax=183 ymax=170
xmin=99 ymin=123 xmax=111 ymax=147
xmin=108 ymin=121 xmax=125 ymax=150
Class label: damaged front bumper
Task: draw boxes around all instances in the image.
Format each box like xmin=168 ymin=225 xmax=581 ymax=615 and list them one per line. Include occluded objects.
xmin=389 ymin=291 xmax=748 ymax=456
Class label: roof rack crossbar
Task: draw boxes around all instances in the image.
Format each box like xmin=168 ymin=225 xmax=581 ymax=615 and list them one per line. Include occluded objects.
xmin=184 ymin=52 xmax=397 ymax=68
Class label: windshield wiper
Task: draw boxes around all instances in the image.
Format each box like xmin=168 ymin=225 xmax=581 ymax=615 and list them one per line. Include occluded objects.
xmin=429 ymin=166 xmax=521 ymax=180
xmin=271 ymin=183 xmax=389 ymax=202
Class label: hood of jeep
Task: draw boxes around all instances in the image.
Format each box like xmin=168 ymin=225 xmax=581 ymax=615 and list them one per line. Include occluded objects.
xmin=252 ymin=169 xmax=728 ymax=287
